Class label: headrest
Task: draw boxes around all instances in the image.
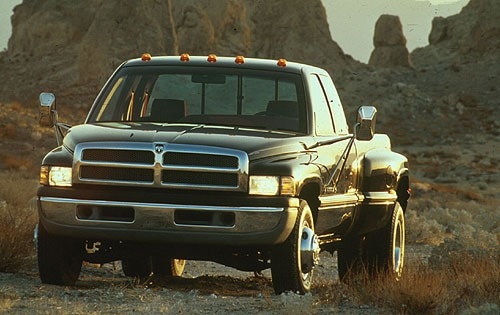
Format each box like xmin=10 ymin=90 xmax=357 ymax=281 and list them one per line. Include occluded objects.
xmin=266 ymin=100 xmax=299 ymax=118
xmin=150 ymin=99 xmax=187 ymax=122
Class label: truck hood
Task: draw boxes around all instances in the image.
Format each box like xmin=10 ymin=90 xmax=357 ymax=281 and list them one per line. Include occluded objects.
xmin=63 ymin=123 xmax=314 ymax=160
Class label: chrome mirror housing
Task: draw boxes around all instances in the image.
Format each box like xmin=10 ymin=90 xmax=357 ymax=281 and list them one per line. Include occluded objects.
xmin=39 ymin=92 xmax=57 ymax=127
xmin=355 ymin=106 xmax=377 ymax=141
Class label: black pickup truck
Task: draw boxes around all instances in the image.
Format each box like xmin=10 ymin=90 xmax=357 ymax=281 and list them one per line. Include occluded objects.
xmin=36 ymin=54 xmax=409 ymax=294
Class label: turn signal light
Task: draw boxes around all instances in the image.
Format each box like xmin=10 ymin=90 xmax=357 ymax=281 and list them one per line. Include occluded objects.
xmin=141 ymin=53 xmax=152 ymax=61
xmin=277 ymin=58 xmax=287 ymax=67
xmin=180 ymin=53 xmax=190 ymax=62
xmin=207 ymin=54 xmax=217 ymax=62
xmin=235 ymin=56 xmax=245 ymax=64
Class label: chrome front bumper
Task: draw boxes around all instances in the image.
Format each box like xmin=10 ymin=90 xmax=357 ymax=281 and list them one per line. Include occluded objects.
xmin=38 ymin=196 xmax=298 ymax=245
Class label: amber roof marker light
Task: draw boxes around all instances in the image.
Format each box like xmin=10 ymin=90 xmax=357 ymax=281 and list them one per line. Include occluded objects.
xmin=180 ymin=53 xmax=190 ymax=62
xmin=235 ymin=56 xmax=245 ymax=64
xmin=277 ymin=58 xmax=287 ymax=67
xmin=207 ymin=54 xmax=217 ymax=63
xmin=141 ymin=53 xmax=152 ymax=62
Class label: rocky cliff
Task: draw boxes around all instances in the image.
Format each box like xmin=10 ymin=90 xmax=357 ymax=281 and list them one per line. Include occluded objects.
xmin=0 ymin=0 xmax=354 ymax=106
xmin=0 ymin=0 xmax=499 ymax=147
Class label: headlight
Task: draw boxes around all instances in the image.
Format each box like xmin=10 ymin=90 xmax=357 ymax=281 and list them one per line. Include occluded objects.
xmin=40 ymin=166 xmax=72 ymax=187
xmin=249 ymin=176 xmax=279 ymax=195
xmin=249 ymin=176 xmax=295 ymax=196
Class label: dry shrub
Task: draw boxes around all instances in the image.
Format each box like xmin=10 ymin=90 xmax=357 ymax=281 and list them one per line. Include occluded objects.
xmin=356 ymin=265 xmax=447 ymax=314
xmin=0 ymin=123 xmax=17 ymax=139
xmin=0 ymin=171 xmax=39 ymax=272
xmin=331 ymin=253 xmax=500 ymax=314
xmin=0 ymin=154 xmax=34 ymax=171
xmin=0 ymin=292 xmax=19 ymax=312
xmin=8 ymin=101 xmax=23 ymax=112
xmin=406 ymin=180 xmax=499 ymax=250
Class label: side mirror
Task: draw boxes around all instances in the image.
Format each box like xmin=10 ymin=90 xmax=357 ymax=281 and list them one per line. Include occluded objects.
xmin=355 ymin=106 xmax=377 ymax=141
xmin=39 ymin=92 xmax=57 ymax=127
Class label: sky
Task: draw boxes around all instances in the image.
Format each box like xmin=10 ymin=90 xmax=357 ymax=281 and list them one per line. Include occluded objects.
xmin=0 ymin=0 xmax=22 ymax=51
xmin=0 ymin=0 xmax=468 ymax=62
xmin=322 ymin=0 xmax=468 ymax=62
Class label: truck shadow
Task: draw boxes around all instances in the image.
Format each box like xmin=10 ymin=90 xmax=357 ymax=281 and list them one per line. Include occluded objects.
xmin=76 ymin=263 xmax=274 ymax=297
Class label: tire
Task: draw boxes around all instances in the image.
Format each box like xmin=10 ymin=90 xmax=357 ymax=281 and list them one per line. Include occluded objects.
xmin=337 ymin=235 xmax=364 ymax=282
xmin=365 ymin=201 xmax=405 ymax=280
xmin=271 ymin=200 xmax=319 ymax=294
xmin=152 ymin=256 xmax=186 ymax=277
xmin=37 ymin=221 xmax=84 ymax=285
xmin=121 ymin=256 xmax=152 ymax=278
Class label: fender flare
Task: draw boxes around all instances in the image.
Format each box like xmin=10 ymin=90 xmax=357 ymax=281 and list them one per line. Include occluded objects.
xmin=361 ymin=149 xmax=409 ymax=193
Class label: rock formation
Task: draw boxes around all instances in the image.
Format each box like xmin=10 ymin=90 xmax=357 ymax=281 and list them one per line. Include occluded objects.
xmin=0 ymin=0 xmax=499 ymax=149
xmin=368 ymin=14 xmax=412 ymax=68
xmin=413 ymin=0 xmax=500 ymax=67
xmin=0 ymin=0 xmax=354 ymax=106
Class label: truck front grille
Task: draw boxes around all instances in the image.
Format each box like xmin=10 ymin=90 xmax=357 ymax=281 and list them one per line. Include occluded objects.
xmin=162 ymin=170 xmax=239 ymax=187
xmin=163 ymin=152 xmax=238 ymax=168
xmin=82 ymin=149 xmax=155 ymax=164
xmin=74 ymin=142 xmax=249 ymax=192
xmin=80 ymin=166 xmax=154 ymax=183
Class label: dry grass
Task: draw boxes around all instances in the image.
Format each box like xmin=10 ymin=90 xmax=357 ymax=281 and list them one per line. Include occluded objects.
xmin=314 ymin=253 xmax=499 ymax=314
xmin=0 ymin=153 xmax=35 ymax=171
xmin=0 ymin=123 xmax=17 ymax=139
xmin=0 ymin=171 xmax=38 ymax=272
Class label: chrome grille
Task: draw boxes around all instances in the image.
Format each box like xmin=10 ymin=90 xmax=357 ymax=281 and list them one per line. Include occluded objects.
xmin=80 ymin=166 xmax=154 ymax=183
xmin=162 ymin=170 xmax=239 ymax=187
xmin=82 ymin=149 xmax=154 ymax=164
xmin=74 ymin=142 xmax=249 ymax=192
xmin=163 ymin=152 xmax=238 ymax=168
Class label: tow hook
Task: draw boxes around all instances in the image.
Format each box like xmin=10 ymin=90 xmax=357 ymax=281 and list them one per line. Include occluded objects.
xmin=86 ymin=241 xmax=102 ymax=254
xmin=300 ymin=227 xmax=320 ymax=273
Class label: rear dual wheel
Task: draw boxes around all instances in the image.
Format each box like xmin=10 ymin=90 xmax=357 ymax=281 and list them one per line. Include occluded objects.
xmin=365 ymin=201 xmax=405 ymax=279
xmin=153 ymin=256 xmax=186 ymax=277
xmin=122 ymin=256 xmax=185 ymax=278
xmin=338 ymin=202 xmax=405 ymax=282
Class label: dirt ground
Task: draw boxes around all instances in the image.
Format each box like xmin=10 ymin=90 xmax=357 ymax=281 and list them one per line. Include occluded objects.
xmin=0 ymin=246 xmax=434 ymax=315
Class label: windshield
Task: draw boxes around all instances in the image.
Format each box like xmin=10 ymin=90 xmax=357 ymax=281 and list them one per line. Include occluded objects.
xmin=88 ymin=66 xmax=307 ymax=133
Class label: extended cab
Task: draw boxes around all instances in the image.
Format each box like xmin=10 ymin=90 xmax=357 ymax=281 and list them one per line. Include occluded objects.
xmin=36 ymin=54 xmax=409 ymax=294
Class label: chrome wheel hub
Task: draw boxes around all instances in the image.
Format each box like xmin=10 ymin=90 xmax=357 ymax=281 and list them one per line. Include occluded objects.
xmin=300 ymin=226 xmax=320 ymax=273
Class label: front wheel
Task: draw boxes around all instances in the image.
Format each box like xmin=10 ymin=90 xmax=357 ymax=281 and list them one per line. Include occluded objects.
xmin=271 ymin=200 xmax=320 ymax=294
xmin=36 ymin=222 xmax=84 ymax=285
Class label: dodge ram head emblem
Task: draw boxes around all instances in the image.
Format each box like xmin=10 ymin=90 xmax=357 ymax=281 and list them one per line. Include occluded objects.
xmin=155 ymin=144 xmax=164 ymax=154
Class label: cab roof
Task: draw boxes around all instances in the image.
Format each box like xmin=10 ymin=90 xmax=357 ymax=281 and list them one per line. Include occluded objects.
xmin=122 ymin=54 xmax=326 ymax=75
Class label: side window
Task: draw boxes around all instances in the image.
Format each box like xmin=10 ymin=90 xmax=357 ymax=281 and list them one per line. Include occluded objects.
xmin=318 ymin=74 xmax=348 ymax=135
xmin=309 ymin=75 xmax=334 ymax=136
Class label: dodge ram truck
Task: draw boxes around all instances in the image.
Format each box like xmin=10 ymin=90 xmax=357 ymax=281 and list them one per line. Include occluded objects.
xmin=36 ymin=54 xmax=410 ymax=294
